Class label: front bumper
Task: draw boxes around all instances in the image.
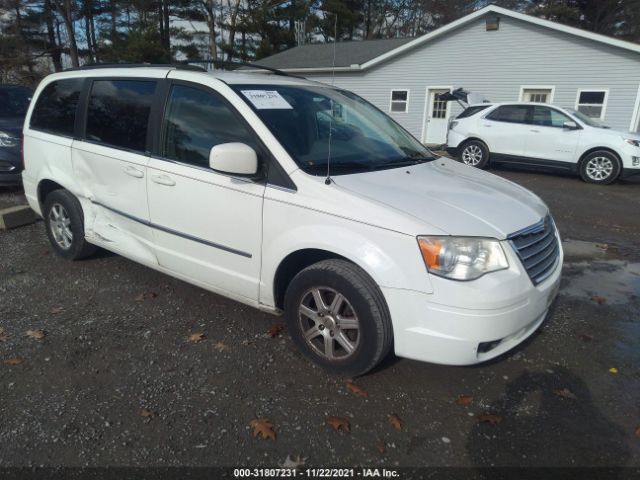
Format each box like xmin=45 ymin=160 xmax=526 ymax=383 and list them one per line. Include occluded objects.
xmin=384 ymin=237 xmax=563 ymax=365
xmin=0 ymin=171 xmax=23 ymax=186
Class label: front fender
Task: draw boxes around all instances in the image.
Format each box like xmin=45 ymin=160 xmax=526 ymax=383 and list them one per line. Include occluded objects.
xmin=259 ymin=200 xmax=433 ymax=307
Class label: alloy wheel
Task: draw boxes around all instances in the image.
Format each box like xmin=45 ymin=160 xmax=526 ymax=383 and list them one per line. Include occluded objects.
xmin=48 ymin=203 xmax=73 ymax=250
xmin=462 ymin=145 xmax=483 ymax=166
xmin=585 ymin=156 xmax=614 ymax=181
xmin=298 ymin=287 xmax=360 ymax=361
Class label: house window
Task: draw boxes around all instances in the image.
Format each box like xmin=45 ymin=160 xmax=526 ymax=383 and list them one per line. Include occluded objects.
xmin=521 ymin=87 xmax=554 ymax=103
xmin=390 ymin=90 xmax=409 ymax=113
xmin=576 ymin=90 xmax=608 ymax=120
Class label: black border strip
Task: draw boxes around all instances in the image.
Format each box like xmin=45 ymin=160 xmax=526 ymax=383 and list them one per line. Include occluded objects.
xmin=92 ymin=201 xmax=252 ymax=259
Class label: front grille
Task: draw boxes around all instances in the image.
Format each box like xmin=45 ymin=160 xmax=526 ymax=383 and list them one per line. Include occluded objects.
xmin=509 ymin=215 xmax=560 ymax=285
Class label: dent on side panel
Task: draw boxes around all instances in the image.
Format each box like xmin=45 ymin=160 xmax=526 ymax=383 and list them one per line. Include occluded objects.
xmin=71 ymin=145 xmax=158 ymax=265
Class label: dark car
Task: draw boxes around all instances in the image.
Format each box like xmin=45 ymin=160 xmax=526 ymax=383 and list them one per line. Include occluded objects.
xmin=0 ymin=85 xmax=33 ymax=186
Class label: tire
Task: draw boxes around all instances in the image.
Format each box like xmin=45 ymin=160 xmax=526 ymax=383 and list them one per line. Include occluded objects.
xmin=283 ymin=259 xmax=393 ymax=377
xmin=43 ymin=189 xmax=97 ymax=260
xmin=458 ymin=140 xmax=489 ymax=169
xmin=579 ymin=150 xmax=621 ymax=185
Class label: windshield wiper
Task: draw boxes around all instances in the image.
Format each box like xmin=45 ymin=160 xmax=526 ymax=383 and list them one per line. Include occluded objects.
xmin=372 ymin=157 xmax=435 ymax=170
xmin=304 ymin=161 xmax=375 ymax=174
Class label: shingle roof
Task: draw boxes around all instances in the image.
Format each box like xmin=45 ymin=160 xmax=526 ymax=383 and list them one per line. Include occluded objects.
xmin=254 ymin=37 xmax=415 ymax=70
xmin=255 ymin=5 xmax=640 ymax=73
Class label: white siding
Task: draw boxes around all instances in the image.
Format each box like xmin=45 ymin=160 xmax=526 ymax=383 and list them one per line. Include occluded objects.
xmin=304 ymin=14 xmax=640 ymax=139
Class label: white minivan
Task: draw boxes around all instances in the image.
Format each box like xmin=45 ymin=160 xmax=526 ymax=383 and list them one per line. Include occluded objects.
xmin=22 ymin=66 xmax=562 ymax=375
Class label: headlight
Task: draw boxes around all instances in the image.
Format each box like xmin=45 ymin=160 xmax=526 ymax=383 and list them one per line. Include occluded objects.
xmin=0 ymin=131 xmax=19 ymax=148
xmin=623 ymin=137 xmax=640 ymax=147
xmin=417 ymin=236 xmax=509 ymax=280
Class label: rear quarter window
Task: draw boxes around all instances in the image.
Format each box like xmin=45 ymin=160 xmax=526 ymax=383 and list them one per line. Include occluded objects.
xmin=456 ymin=105 xmax=490 ymax=119
xmin=30 ymin=79 xmax=83 ymax=136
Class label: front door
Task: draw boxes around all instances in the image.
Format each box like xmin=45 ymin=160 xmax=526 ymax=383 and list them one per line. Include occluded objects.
xmin=423 ymin=89 xmax=450 ymax=144
xmin=147 ymin=81 xmax=265 ymax=302
xmin=526 ymin=105 xmax=581 ymax=164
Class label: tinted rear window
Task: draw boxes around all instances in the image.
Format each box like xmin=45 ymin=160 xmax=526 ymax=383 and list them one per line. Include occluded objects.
xmin=486 ymin=105 xmax=531 ymax=124
xmin=86 ymin=80 xmax=157 ymax=152
xmin=31 ymin=79 xmax=82 ymax=136
xmin=456 ymin=105 xmax=490 ymax=119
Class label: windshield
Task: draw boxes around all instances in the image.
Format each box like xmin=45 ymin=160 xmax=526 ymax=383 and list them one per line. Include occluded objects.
xmin=0 ymin=87 xmax=32 ymax=118
xmin=232 ymin=84 xmax=436 ymax=175
xmin=568 ymin=109 xmax=608 ymax=128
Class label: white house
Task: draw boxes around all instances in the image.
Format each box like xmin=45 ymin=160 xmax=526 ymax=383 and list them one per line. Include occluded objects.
xmin=256 ymin=5 xmax=640 ymax=145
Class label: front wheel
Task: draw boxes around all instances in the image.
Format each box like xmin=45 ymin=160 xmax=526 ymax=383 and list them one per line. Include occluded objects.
xmin=458 ymin=140 xmax=489 ymax=169
xmin=579 ymin=151 xmax=621 ymax=185
xmin=284 ymin=259 xmax=393 ymax=376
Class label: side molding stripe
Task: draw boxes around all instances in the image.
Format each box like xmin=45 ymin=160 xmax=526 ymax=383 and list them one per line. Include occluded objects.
xmin=92 ymin=201 xmax=252 ymax=259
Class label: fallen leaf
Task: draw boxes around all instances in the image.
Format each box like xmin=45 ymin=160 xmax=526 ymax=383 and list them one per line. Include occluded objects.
xmin=578 ymin=333 xmax=593 ymax=342
xmin=375 ymin=439 xmax=386 ymax=454
xmin=50 ymin=306 xmax=64 ymax=314
xmin=135 ymin=292 xmax=157 ymax=302
xmin=326 ymin=416 xmax=350 ymax=432
xmin=268 ymin=324 xmax=284 ymax=338
xmin=250 ymin=418 xmax=276 ymax=440
xmin=388 ymin=413 xmax=402 ymax=431
xmin=4 ymin=358 xmax=23 ymax=366
xmin=609 ymin=367 xmax=619 ymax=374
xmin=214 ymin=341 xmax=230 ymax=352
xmin=346 ymin=381 xmax=368 ymax=398
xmin=26 ymin=330 xmax=46 ymax=340
xmin=478 ymin=413 xmax=502 ymax=425
xmin=281 ymin=455 xmax=306 ymax=469
xmin=591 ymin=295 xmax=607 ymax=305
xmin=595 ymin=243 xmax=608 ymax=251
xmin=189 ymin=332 xmax=205 ymax=343
xmin=635 ymin=427 xmax=640 ymax=439
xmin=455 ymin=394 xmax=473 ymax=406
xmin=554 ymin=388 xmax=577 ymax=399
xmin=141 ymin=408 xmax=155 ymax=418
xmin=0 ymin=328 xmax=7 ymax=342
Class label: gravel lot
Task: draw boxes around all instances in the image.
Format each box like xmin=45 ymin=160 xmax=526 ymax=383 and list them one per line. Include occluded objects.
xmin=0 ymin=167 xmax=639 ymax=470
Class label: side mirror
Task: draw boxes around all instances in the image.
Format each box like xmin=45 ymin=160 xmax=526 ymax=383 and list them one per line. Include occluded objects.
xmin=563 ymin=121 xmax=579 ymax=130
xmin=209 ymin=142 xmax=258 ymax=176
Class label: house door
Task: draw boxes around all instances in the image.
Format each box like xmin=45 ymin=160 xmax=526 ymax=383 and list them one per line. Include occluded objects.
xmin=423 ymin=88 xmax=451 ymax=145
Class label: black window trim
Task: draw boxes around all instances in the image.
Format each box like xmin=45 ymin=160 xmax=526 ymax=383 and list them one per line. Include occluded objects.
xmin=79 ymin=76 xmax=161 ymax=155
xmin=484 ymin=104 xmax=534 ymax=125
xmin=29 ymin=77 xmax=85 ymax=139
xmin=152 ymin=79 xmax=297 ymax=191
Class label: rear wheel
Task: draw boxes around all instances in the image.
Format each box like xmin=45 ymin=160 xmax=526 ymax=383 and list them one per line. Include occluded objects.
xmin=579 ymin=151 xmax=621 ymax=185
xmin=284 ymin=259 xmax=393 ymax=376
xmin=43 ymin=189 xmax=97 ymax=260
xmin=458 ymin=140 xmax=489 ymax=169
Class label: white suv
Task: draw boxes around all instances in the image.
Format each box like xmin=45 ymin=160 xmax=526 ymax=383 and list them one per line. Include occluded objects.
xmin=22 ymin=66 xmax=562 ymax=375
xmin=447 ymin=102 xmax=640 ymax=184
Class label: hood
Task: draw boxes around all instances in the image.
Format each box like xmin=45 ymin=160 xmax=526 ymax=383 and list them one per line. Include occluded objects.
xmin=332 ymin=158 xmax=548 ymax=239
xmin=584 ymin=124 xmax=640 ymax=139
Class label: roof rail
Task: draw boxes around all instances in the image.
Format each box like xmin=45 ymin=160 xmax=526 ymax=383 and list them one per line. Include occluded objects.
xmin=181 ymin=60 xmax=304 ymax=79
xmin=64 ymin=63 xmax=207 ymax=72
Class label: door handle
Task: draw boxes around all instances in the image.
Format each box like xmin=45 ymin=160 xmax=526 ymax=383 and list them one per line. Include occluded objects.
xmin=151 ymin=174 xmax=176 ymax=186
xmin=482 ymin=124 xmax=492 ymax=127
xmin=530 ymin=129 xmax=540 ymax=133
xmin=124 ymin=166 xmax=144 ymax=178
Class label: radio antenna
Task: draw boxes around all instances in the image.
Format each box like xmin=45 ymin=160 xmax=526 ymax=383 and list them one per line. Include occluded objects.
xmin=325 ymin=13 xmax=338 ymax=185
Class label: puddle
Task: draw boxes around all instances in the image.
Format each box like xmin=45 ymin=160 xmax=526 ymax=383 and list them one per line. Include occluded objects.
xmin=561 ymin=260 xmax=640 ymax=305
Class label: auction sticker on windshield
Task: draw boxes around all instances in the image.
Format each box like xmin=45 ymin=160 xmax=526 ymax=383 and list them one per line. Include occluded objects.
xmin=241 ymin=90 xmax=293 ymax=109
